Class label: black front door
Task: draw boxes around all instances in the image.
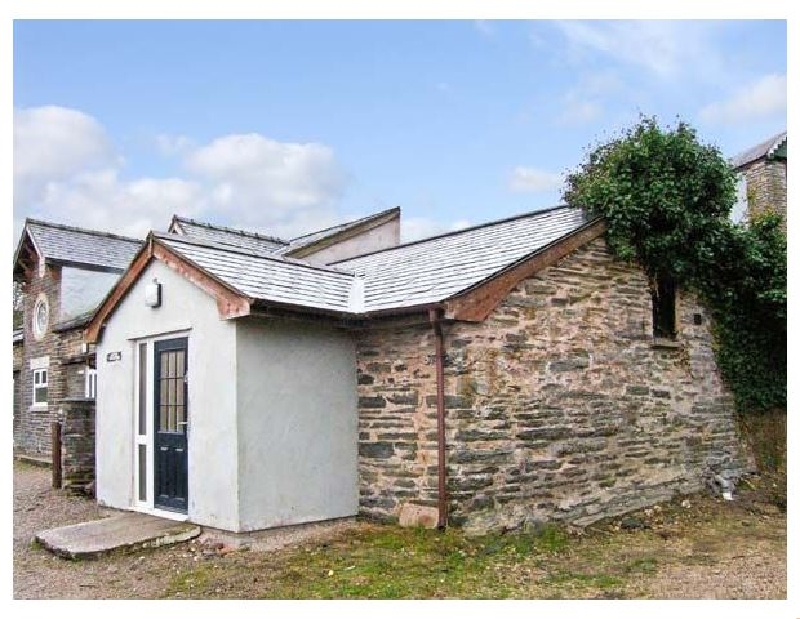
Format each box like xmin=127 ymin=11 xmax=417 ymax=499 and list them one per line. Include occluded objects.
xmin=154 ymin=337 xmax=188 ymax=512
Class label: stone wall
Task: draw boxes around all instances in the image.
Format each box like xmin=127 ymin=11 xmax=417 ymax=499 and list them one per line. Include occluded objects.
xmin=15 ymin=261 xmax=63 ymax=455
xmin=356 ymin=325 xmax=441 ymax=525
xmin=60 ymin=397 xmax=96 ymax=492
xmin=15 ymin=261 xmax=92 ymax=456
xmin=356 ymin=237 xmax=751 ymax=533
xmin=13 ymin=343 xmax=22 ymax=431
xmin=741 ymin=158 xmax=787 ymax=230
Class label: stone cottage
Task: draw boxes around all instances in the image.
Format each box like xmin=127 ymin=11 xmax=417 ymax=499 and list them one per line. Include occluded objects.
xmin=85 ymin=205 xmax=748 ymax=533
xmin=730 ymin=130 xmax=787 ymax=228
xmin=12 ymin=207 xmax=402 ymax=459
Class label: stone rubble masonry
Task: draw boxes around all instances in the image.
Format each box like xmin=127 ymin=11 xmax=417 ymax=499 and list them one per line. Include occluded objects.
xmin=356 ymin=324 xmax=441 ymax=524
xmin=14 ymin=261 xmax=93 ymax=457
xmin=60 ymin=397 xmax=96 ymax=492
xmin=740 ymin=157 xmax=787 ymax=231
xmin=13 ymin=342 xmax=23 ymax=423
xmin=356 ymin=237 xmax=751 ymax=534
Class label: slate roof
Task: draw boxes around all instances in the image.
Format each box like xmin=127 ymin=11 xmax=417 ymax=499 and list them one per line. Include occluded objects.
xmin=157 ymin=233 xmax=358 ymax=314
xmin=20 ymin=219 xmax=142 ymax=271
xmin=275 ymin=207 xmax=401 ymax=256
xmin=731 ymin=131 xmax=787 ymax=169
xmin=53 ymin=308 xmax=97 ymax=333
xmin=337 ymin=206 xmax=590 ymax=312
xmin=171 ymin=207 xmax=400 ymax=259
xmin=153 ymin=205 xmax=589 ymax=316
xmin=170 ymin=216 xmax=288 ymax=255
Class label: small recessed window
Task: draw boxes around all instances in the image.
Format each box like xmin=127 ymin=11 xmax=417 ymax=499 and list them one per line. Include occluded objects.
xmin=33 ymin=368 xmax=48 ymax=406
xmin=730 ymin=172 xmax=749 ymax=225
xmin=652 ymin=276 xmax=677 ymax=339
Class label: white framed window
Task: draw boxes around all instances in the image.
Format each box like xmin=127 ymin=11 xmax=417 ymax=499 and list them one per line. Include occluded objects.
xmin=730 ymin=172 xmax=748 ymax=225
xmin=33 ymin=368 xmax=48 ymax=406
xmin=85 ymin=367 xmax=97 ymax=399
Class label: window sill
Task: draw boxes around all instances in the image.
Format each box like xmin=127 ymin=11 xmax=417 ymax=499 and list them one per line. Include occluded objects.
xmin=651 ymin=338 xmax=681 ymax=350
xmin=29 ymin=404 xmax=49 ymax=412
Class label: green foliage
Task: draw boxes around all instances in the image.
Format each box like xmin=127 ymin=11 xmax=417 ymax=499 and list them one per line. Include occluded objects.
xmin=564 ymin=117 xmax=786 ymax=412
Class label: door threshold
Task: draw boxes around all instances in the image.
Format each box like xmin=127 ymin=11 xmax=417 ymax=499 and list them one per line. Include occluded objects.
xmin=137 ymin=506 xmax=189 ymax=522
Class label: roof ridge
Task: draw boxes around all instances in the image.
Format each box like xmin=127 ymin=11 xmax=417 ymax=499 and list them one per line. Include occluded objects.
xmin=765 ymin=130 xmax=788 ymax=158
xmin=155 ymin=231 xmax=357 ymax=277
xmin=25 ymin=218 xmax=143 ymax=244
xmin=288 ymin=206 xmax=400 ymax=243
xmin=172 ymin=215 xmax=289 ymax=245
xmin=331 ymin=204 xmax=579 ymax=265
xmin=730 ymin=130 xmax=787 ymax=167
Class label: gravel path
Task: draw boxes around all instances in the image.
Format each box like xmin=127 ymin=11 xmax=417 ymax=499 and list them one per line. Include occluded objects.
xmin=637 ymin=549 xmax=785 ymax=599
xmin=13 ymin=461 xmax=786 ymax=599
xmin=13 ymin=461 xmax=358 ymax=599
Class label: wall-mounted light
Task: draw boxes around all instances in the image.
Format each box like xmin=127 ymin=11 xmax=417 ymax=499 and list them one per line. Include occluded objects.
xmin=145 ymin=278 xmax=162 ymax=308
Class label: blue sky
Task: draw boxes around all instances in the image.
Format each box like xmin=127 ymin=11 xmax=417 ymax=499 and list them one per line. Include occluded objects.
xmin=13 ymin=19 xmax=787 ymax=242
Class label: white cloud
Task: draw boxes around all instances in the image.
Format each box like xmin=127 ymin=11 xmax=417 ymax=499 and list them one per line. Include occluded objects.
xmin=184 ymin=133 xmax=346 ymax=230
xmin=699 ymin=74 xmax=787 ymax=125
xmin=37 ymin=169 xmax=206 ymax=238
xmin=402 ymin=218 xmax=471 ymax=243
xmin=14 ymin=106 xmax=116 ymax=208
xmin=555 ymin=20 xmax=722 ymax=81
xmin=14 ymin=106 xmax=350 ymax=240
xmin=155 ymin=133 xmax=193 ymax=156
xmin=509 ymin=167 xmax=564 ymax=193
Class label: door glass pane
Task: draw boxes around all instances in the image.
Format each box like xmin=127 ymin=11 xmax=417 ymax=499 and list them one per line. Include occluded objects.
xmin=138 ymin=343 xmax=147 ymax=435
xmin=167 ymin=377 xmax=175 ymax=431
xmin=138 ymin=444 xmax=147 ymax=502
xmin=157 ymin=345 xmax=188 ymax=434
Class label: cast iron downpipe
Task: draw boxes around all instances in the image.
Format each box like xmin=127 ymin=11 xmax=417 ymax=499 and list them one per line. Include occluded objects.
xmin=429 ymin=307 xmax=448 ymax=529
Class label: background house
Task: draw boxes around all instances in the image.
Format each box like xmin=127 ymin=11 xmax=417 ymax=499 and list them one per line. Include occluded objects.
xmin=730 ymin=131 xmax=787 ymax=228
xmin=12 ymin=221 xmax=142 ymax=456
xmin=86 ymin=205 xmax=748 ymax=534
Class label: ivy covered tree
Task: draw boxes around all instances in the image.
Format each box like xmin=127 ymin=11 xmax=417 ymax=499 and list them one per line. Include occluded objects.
xmin=564 ymin=117 xmax=786 ymax=412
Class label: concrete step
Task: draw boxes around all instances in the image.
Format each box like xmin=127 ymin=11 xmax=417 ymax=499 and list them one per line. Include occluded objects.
xmin=35 ymin=512 xmax=201 ymax=560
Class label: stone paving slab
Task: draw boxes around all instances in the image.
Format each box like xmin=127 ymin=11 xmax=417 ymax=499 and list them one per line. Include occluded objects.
xmin=35 ymin=512 xmax=201 ymax=560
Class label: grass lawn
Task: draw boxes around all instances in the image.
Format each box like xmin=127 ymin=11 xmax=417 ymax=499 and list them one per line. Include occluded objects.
xmin=162 ymin=486 xmax=785 ymax=599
